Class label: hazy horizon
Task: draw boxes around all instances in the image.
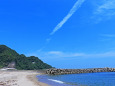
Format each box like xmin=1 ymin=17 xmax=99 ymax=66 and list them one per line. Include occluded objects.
xmin=0 ymin=0 xmax=115 ymax=68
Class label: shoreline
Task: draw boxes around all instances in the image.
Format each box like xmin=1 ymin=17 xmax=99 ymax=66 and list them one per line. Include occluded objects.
xmin=0 ymin=70 xmax=50 ymax=86
xmin=37 ymin=74 xmax=74 ymax=86
xmin=27 ymin=73 xmax=50 ymax=86
xmin=38 ymin=72 xmax=115 ymax=86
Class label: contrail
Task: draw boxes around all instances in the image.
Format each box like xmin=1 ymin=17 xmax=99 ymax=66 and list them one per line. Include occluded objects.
xmin=50 ymin=0 xmax=85 ymax=35
xmin=38 ymin=0 xmax=85 ymax=52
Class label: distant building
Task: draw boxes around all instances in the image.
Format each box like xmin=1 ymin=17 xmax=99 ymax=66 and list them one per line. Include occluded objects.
xmin=7 ymin=62 xmax=15 ymax=68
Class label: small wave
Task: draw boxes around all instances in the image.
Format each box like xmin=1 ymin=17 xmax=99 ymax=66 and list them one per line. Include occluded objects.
xmin=48 ymin=79 xmax=64 ymax=84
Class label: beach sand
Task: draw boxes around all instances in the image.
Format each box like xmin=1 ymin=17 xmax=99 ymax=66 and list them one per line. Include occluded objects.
xmin=0 ymin=70 xmax=49 ymax=86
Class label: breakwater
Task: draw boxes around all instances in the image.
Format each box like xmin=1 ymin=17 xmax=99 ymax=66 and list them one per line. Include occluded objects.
xmin=46 ymin=68 xmax=115 ymax=75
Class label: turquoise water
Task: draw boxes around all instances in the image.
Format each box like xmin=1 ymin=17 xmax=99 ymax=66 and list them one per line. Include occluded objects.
xmin=37 ymin=72 xmax=115 ymax=86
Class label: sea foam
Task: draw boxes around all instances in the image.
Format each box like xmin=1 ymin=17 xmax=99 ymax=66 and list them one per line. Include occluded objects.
xmin=48 ymin=79 xmax=64 ymax=84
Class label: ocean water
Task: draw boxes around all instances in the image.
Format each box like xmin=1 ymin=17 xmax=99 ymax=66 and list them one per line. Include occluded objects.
xmin=37 ymin=72 xmax=115 ymax=86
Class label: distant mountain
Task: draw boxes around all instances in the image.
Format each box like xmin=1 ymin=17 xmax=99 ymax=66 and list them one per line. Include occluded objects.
xmin=0 ymin=45 xmax=52 ymax=70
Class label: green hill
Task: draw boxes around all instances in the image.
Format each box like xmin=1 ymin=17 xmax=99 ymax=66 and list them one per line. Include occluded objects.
xmin=0 ymin=45 xmax=52 ymax=70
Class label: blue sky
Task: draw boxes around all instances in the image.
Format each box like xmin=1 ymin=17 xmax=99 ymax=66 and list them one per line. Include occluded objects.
xmin=0 ymin=0 xmax=115 ymax=68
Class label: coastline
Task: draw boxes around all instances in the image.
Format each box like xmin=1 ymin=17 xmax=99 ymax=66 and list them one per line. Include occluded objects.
xmin=37 ymin=72 xmax=115 ymax=86
xmin=0 ymin=70 xmax=50 ymax=86
xmin=37 ymin=74 xmax=74 ymax=86
xmin=27 ymin=73 xmax=50 ymax=86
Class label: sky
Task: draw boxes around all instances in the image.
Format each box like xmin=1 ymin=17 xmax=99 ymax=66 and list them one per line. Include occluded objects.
xmin=0 ymin=0 xmax=115 ymax=68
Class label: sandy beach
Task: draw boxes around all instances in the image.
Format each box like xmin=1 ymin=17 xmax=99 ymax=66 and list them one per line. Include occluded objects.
xmin=0 ymin=70 xmax=49 ymax=86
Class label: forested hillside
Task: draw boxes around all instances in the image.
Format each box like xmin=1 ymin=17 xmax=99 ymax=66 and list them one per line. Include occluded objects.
xmin=0 ymin=45 xmax=52 ymax=70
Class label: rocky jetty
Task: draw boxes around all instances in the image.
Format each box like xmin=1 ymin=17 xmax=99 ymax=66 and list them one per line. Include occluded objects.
xmin=46 ymin=68 xmax=115 ymax=75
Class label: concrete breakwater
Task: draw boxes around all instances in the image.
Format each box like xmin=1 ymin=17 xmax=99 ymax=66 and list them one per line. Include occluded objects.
xmin=46 ymin=68 xmax=115 ymax=75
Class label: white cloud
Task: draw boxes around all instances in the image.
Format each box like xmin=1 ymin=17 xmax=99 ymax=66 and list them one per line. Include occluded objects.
xmin=101 ymin=34 xmax=115 ymax=37
xmin=48 ymin=51 xmax=63 ymax=55
xmin=47 ymin=51 xmax=85 ymax=57
xmin=86 ymin=52 xmax=115 ymax=57
xmin=50 ymin=0 xmax=85 ymax=35
xmin=91 ymin=0 xmax=115 ymax=23
xmin=99 ymin=34 xmax=115 ymax=41
xmin=96 ymin=0 xmax=115 ymax=14
xmin=93 ymin=0 xmax=115 ymax=21
xmin=26 ymin=50 xmax=115 ymax=59
xmin=46 ymin=38 xmax=51 ymax=43
xmin=45 ymin=51 xmax=115 ymax=58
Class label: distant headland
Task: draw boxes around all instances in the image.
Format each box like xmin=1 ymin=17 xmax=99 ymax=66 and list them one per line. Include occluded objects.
xmin=0 ymin=45 xmax=52 ymax=70
xmin=1 ymin=45 xmax=115 ymax=76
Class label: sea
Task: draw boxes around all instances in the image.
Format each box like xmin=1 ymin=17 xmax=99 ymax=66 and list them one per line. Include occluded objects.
xmin=37 ymin=72 xmax=115 ymax=86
